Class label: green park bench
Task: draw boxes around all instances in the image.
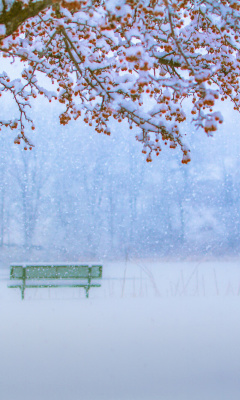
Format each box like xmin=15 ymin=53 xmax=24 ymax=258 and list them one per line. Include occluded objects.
xmin=8 ymin=264 xmax=102 ymax=300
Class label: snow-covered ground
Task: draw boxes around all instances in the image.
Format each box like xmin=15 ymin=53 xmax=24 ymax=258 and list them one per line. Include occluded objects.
xmin=1 ymin=260 xmax=240 ymax=400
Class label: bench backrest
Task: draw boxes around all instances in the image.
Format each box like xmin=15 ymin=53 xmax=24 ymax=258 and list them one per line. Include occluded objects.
xmin=10 ymin=265 xmax=102 ymax=280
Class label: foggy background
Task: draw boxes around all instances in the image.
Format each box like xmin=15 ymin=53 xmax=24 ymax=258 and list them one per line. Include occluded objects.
xmin=0 ymin=93 xmax=240 ymax=266
xmin=1 ymin=81 xmax=240 ymax=400
xmin=1 ymin=19 xmax=240 ymax=400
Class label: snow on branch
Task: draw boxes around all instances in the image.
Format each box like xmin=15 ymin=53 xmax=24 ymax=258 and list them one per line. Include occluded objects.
xmin=0 ymin=0 xmax=240 ymax=162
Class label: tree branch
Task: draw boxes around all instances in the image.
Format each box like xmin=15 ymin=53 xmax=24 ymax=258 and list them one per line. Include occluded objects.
xmin=0 ymin=0 xmax=53 ymax=38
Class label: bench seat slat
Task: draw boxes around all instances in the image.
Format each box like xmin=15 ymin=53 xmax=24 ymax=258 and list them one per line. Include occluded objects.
xmin=9 ymin=284 xmax=101 ymax=289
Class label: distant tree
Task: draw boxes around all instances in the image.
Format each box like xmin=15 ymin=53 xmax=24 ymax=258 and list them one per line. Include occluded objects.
xmin=9 ymin=145 xmax=52 ymax=247
xmin=0 ymin=0 xmax=240 ymax=163
xmin=0 ymin=138 xmax=8 ymax=246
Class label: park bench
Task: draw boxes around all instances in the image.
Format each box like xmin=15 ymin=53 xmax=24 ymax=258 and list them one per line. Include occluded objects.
xmin=8 ymin=263 xmax=102 ymax=300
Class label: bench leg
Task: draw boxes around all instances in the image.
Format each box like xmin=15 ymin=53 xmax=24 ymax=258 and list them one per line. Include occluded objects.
xmin=21 ymin=279 xmax=25 ymax=300
xmin=21 ymin=285 xmax=25 ymax=300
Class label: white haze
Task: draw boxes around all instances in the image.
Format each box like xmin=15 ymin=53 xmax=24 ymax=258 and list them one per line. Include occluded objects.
xmin=1 ymin=61 xmax=240 ymax=400
xmin=1 ymin=260 xmax=240 ymax=400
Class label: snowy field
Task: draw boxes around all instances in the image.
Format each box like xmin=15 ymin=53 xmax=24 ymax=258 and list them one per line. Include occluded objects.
xmin=0 ymin=260 xmax=240 ymax=400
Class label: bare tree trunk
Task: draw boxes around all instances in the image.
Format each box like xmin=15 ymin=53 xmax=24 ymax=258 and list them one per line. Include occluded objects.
xmin=0 ymin=185 xmax=4 ymax=246
xmin=0 ymin=150 xmax=6 ymax=247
